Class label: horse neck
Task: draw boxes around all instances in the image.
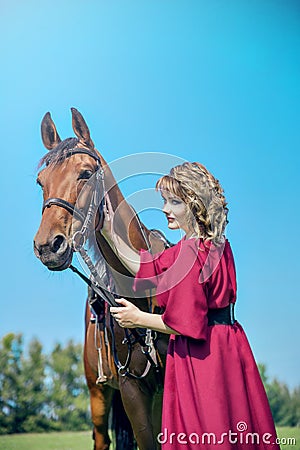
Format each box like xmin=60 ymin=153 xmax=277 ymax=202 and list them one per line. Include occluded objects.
xmin=95 ymin=152 xmax=150 ymax=307
xmin=98 ymin=153 xmax=148 ymax=251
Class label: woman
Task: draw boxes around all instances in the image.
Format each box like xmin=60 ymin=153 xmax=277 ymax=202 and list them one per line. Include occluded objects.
xmin=102 ymin=162 xmax=279 ymax=449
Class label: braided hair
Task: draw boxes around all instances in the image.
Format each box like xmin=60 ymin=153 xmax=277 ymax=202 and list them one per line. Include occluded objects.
xmin=156 ymin=162 xmax=228 ymax=246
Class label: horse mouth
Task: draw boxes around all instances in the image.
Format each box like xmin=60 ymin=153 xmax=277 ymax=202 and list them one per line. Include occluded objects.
xmin=43 ymin=247 xmax=73 ymax=271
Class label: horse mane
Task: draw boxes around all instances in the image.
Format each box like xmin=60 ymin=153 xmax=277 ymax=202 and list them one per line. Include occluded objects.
xmin=38 ymin=137 xmax=99 ymax=169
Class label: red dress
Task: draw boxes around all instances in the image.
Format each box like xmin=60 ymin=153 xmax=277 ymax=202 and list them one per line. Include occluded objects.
xmin=133 ymin=237 xmax=279 ymax=450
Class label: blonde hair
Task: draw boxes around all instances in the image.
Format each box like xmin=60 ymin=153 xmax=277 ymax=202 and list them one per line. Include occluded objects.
xmin=156 ymin=162 xmax=228 ymax=246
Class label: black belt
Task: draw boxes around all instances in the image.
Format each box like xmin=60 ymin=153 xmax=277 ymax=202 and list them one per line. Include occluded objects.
xmin=207 ymin=304 xmax=236 ymax=326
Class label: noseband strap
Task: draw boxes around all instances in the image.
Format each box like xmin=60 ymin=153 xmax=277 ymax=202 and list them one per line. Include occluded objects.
xmin=42 ymin=197 xmax=86 ymax=222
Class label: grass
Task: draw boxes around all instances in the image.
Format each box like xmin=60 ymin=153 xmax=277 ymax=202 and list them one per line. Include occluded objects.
xmin=0 ymin=427 xmax=299 ymax=449
xmin=276 ymin=427 xmax=300 ymax=449
xmin=0 ymin=431 xmax=92 ymax=450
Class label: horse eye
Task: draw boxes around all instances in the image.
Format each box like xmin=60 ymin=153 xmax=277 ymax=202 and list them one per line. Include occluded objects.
xmin=36 ymin=178 xmax=43 ymax=188
xmin=78 ymin=170 xmax=93 ymax=180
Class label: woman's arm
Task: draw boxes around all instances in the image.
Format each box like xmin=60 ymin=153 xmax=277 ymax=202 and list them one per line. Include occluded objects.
xmin=102 ymin=230 xmax=140 ymax=275
xmin=110 ymin=299 xmax=180 ymax=335
xmin=101 ymin=194 xmax=141 ymax=275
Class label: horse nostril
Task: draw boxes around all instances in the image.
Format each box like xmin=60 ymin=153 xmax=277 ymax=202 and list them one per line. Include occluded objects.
xmin=51 ymin=235 xmax=67 ymax=254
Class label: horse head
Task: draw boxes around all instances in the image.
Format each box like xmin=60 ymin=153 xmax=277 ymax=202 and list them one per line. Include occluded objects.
xmin=33 ymin=108 xmax=102 ymax=271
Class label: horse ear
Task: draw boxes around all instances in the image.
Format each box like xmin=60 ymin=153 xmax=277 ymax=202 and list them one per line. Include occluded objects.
xmin=41 ymin=112 xmax=61 ymax=150
xmin=71 ymin=108 xmax=94 ymax=148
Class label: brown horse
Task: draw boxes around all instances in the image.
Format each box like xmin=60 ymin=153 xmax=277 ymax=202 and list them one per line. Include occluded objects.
xmin=33 ymin=108 xmax=169 ymax=450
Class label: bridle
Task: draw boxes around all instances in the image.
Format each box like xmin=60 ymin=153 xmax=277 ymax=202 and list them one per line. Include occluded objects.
xmin=40 ymin=146 xmax=163 ymax=383
xmin=41 ymin=146 xmax=119 ymax=305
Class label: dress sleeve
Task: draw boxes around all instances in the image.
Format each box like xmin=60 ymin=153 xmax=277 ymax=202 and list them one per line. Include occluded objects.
xmin=134 ymin=239 xmax=209 ymax=340
xmin=161 ymin=275 xmax=208 ymax=340
xmin=159 ymin=240 xmax=209 ymax=340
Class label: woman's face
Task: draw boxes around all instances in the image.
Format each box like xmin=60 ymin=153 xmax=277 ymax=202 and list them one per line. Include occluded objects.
xmin=161 ymin=191 xmax=192 ymax=235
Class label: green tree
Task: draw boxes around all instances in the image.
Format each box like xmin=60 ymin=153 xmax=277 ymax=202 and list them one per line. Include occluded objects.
xmin=267 ymin=379 xmax=293 ymax=426
xmin=20 ymin=338 xmax=49 ymax=432
xmin=290 ymin=386 xmax=300 ymax=427
xmin=0 ymin=334 xmax=49 ymax=434
xmin=47 ymin=340 xmax=90 ymax=431
xmin=258 ymin=363 xmax=300 ymax=426
xmin=0 ymin=335 xmax=91 ymax=434
xmin=0 ymin=333 xmax=23 ymax=433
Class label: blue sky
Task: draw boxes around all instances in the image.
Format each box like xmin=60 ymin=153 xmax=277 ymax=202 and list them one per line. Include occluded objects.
xmin=0 ymin=0 xmax=299 ymax=388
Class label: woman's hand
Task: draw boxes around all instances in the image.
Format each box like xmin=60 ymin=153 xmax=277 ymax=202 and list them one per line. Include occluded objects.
xmin=100 ymin=193 xmax=114 ymax=239
xmin=110 ymin=299 xmax=142 ymax=328
xmin=111 ymin=299 xmax=180 ymax=335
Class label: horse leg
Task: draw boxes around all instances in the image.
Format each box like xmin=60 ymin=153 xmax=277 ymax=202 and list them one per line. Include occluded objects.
xmin=84 ymin=345 xmax=114 ymax=450
xmin=84 ymin=313 xmax=114 ymax=450
xmin=89 ymin=383 xmax=114 ymax=450
xmin=119 ymin=377 xmax=160 ymax=450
